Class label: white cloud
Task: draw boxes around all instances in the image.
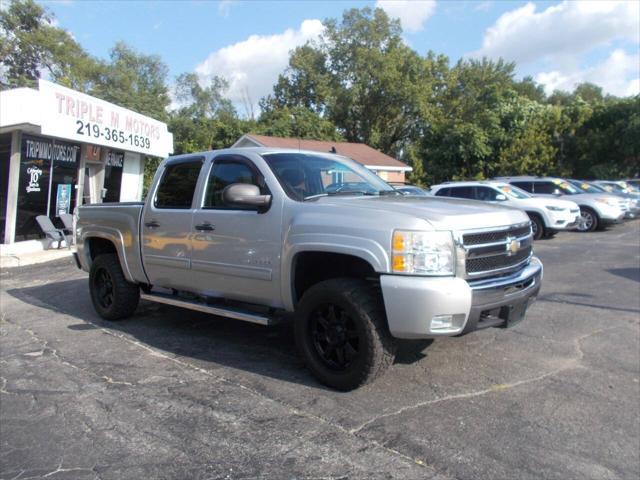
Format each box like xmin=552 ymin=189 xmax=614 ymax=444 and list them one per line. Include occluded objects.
xmin=535 ymin=49 xmax=640 ymax=97
xmin=195 ymin=19 xmax=324 ymax=115
xmin=471 ymin=1 xmax=639 ymax=64
xmin=376 ymin=0 xmax=437 ymax=33
xmin=474 ymin=1 xmax=493 ymax=12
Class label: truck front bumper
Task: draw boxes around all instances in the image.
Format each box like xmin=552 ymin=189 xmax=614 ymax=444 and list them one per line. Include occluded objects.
xmin=380 ymin=257 xmax=543 ymax=339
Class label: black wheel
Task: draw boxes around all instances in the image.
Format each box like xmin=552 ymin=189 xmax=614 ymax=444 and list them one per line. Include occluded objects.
xmin=295 ymin=278 xmax=396 ymax=391
xmin=528 ymin=213 xmax=544 ymax=240
xmin=89 ymin=254 xmax=139 ymax=321
xmin=576 ymin=207 xmax=599 ymax=232
xmin=543 ymin=229 xmax=558 ymax=239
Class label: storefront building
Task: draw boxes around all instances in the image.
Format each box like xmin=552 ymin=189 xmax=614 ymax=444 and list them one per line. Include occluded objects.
xmin=0 ymin=80 xmax=173 ymax=245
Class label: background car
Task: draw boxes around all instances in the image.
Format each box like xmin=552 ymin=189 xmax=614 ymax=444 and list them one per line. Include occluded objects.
xmin=568 ymin=180 xmax=640 ymax=219
xmin=430 ymin=180 xmax=579 ymax=240
xmin=393 ymin=185 xmax=431 ymax=196
xmin=495 ymin=176 xmax=625 ymax=232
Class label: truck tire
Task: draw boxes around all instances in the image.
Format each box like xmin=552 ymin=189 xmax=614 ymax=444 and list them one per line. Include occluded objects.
xmin=527 ymin=213 xmax=544 ymax=240
xmin=89 ymin=254 xmax=139 ymax=321
xmin=295 ymin=278 xmax=396 ymax=391
xmin=577 ymin=207 xmax=599 ymax=232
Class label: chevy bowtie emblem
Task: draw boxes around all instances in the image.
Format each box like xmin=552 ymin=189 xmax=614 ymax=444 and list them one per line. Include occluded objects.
xmin=505 ymin=236 xmax=520 ymax=256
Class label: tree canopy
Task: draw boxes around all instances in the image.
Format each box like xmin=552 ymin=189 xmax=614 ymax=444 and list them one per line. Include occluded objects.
xmin=2 ymin=0 xmax=638 ymax=187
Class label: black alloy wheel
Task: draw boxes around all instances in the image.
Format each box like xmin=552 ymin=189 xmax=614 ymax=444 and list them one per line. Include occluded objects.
xmin=310 ymin=303 xmax=359 ymax=371
xmin=93 ymin=267 xmax=115 ymax=309
xmin=89 ymin=253 xmax=140 ymax=320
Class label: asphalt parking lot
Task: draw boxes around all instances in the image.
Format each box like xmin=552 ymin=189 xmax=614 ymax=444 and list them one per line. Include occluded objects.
xmin=1 ymin=220 xmax=639 ymax=480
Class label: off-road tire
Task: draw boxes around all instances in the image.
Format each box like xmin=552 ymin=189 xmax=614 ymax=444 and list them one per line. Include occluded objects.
xmin=295 ymin=278 xmax=396 ymax=391
xmin=577 ymin=207 xmax=599 ymax=232
xmin=89 ymin=254 xmax=139 ymax=321
xmin=527 ymin=213 xmax=545 ymax=240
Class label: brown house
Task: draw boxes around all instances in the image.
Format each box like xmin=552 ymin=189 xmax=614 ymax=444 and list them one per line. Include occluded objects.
xmin=232 ymin=134 xmax=412 ymax=183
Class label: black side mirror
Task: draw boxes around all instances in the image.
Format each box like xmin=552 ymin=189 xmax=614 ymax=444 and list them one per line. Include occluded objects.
xmin=222 ymin=183 xmax=272 ymax=210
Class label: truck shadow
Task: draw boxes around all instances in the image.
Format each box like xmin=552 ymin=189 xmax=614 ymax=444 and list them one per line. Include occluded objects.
xmin=7 ymin=279 xmax=433 ymax=389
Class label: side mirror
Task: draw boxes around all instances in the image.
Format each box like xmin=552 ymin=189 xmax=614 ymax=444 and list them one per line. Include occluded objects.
xmin=495 ymin=194 xmax=507 ymax=201
xmin=552 ymin=189 xmax=562 ymax=196
xmin=222 ymin=183 xmax=271 ymax=209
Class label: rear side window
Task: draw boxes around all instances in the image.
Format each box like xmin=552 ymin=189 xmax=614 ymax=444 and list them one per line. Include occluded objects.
xmin=533 ymin=182 xmax=556 ymax=194
xmin=203 ymin=156 xmax=262 ymax=209
xmin=475 ymin=186 xmax=501 ymax=201
xmin=449 ymin=186 xmax=475 ymax=199
xmin=154 ymin=160 xmax=202 ymax=209
xmin=511 ymin=181 xmax=532 ymax=192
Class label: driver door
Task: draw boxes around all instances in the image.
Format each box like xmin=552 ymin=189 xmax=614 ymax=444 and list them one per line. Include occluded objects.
xmin=189 ymin=154 xmax=283 ymax=306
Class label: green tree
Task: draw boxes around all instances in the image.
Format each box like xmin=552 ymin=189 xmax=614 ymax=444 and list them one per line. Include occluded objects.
xmin=267 ymin=7 xmax=433 ymax=158
xmin=92 ymin=42 xmax=171 ymax=122
xmin=0 ymin=0 xmax=99 ymax=91
xmin=256 ymin=106 xmax=341 ymax=140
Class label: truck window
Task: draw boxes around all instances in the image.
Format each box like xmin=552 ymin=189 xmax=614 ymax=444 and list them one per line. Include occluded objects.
xmin=154 ymin=161 xmax=202 ymax=209
xmin=203 ymin=157 xmax=260 ymax=209
xmin=434 ymin=187 xmax=450 ymax=197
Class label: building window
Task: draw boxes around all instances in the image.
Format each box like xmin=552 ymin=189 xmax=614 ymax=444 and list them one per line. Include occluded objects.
xmin=15 ymin=135 xmax=80 ymax=239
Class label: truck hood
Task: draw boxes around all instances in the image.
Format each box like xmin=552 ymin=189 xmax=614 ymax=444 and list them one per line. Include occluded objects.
xmin=312 ymin=195 xmax=529 ymax=231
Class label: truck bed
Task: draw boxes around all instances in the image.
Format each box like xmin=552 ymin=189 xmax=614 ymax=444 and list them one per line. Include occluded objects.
xmin=76 ymin=203 xmax=147 ymax=284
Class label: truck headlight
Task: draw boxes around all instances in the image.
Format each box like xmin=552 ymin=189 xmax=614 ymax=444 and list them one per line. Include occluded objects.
xmin=392 ymin=230 xmax=455 ymax=276
xmin=545 ymin=206 xmax=564 ymax=212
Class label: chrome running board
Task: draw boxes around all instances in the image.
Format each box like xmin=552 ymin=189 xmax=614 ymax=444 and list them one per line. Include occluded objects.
xmin=140 ymin=292 xmax=274 ymax=326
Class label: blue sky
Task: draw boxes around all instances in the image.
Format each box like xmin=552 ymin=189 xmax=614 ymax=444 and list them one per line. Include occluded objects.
xmin=41 ymin=0 xmax=639 ymax=113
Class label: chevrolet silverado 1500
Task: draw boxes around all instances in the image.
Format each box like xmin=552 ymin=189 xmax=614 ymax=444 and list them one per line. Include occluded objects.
xmin=75 ymin=148 xmax=542 ymax=390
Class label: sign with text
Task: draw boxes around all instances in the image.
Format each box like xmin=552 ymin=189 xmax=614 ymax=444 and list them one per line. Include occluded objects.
xmin=38 ymin=79 xmax=174 ymax=158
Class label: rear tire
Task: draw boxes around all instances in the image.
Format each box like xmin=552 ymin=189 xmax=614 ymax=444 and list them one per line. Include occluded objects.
xmin=577 ymin=207 xmax=599 ymax=232
xmin=89 ymin=254 xmax=139 ymax=321
xmin=527 ymin=213 xmax=544 ymax=240
xmin=295 ymin=278 xmax=396 ymax=391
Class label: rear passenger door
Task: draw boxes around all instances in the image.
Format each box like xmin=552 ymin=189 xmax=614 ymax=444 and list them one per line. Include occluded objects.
xmin=141 ymin=157 xmax=204 ymax=290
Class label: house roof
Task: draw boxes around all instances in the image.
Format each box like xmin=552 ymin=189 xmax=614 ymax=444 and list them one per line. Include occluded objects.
xmin=233 ymin=134 xmax=412 ymax=171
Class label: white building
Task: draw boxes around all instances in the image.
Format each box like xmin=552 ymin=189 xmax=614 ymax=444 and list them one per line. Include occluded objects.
xmin=0 ymin=80 xmax=173 ymax=245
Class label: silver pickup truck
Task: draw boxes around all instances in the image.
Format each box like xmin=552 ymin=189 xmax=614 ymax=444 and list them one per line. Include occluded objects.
xmin=75 ymin=148 xmax=542 ymax=390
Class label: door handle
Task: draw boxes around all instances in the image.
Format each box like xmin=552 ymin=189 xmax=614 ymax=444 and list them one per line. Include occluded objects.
xmin=195 ymin=223 xmax=215 ymax=231
xmin=145 ymin=221 xmax=160 ymax=228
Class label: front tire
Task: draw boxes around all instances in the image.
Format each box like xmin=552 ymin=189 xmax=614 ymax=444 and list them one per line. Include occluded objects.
xmin=577 ymin=207 xmax=599 ymax=232
xmin=527 ymin=213 xmax=544 ymax=240
xmin=295 ymin=278 xmax=396 ymax=391
xmin=89 ymin=254 xmax=139 ymax=321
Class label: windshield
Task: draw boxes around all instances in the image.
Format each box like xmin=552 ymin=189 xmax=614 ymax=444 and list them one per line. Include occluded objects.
xmin=571 ymin=181 xmax=603 ymax=194
xmin=599 ymin=182 xmax=625 ymax=193
xmin=496 ymin=184 xmax=531 ymax=199
xmin=552 ymin=179 xmax=580 ymax=195
xmin=261 ymin=152 xmax=396 ymax=201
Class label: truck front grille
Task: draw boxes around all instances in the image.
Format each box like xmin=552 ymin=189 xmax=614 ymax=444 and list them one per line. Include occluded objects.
xmin=460 ymin=223 xmax=533 ymax=279
xmin=466 ymin=245 xmax=532 ymax=274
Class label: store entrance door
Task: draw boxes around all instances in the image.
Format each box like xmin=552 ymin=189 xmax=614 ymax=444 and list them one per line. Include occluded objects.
xmin=83 ymin=164 xmax=103 ymax=205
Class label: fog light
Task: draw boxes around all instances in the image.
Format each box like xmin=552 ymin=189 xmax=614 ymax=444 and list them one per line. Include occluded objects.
xmin=430 ymin=314 xmax=466 ymax=333
xmin=431 ymin=315 xmax=453 ymax=330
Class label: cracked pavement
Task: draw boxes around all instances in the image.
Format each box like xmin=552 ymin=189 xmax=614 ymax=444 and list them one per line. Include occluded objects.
xmin=1 ymin=221 xmax=638 ymax=480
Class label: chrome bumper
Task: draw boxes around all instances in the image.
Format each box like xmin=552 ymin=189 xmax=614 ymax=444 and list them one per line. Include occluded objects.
xmin=461 ymin=257 xmax=543 ymax=334
xmin=380 ymin=257 xmax=543 ymax=339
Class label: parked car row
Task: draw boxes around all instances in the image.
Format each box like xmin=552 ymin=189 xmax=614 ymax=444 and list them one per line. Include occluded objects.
xmin=397 ymin=176 xmax=639 ymax=239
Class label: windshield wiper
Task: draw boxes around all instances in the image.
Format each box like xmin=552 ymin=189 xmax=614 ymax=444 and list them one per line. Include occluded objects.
xmin=303 ymin=190 xmax=377 ymax=201
xmin=378 ymin=190 xmax=402 ymax=196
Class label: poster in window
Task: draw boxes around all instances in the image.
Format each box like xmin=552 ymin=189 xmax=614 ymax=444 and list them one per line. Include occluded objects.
xmin=56 ymin=184 xmax=72 ymax=217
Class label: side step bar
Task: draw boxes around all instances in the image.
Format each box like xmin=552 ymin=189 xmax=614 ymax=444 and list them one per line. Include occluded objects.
xmin=140 ymin=292 xmax=275 ymax=326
